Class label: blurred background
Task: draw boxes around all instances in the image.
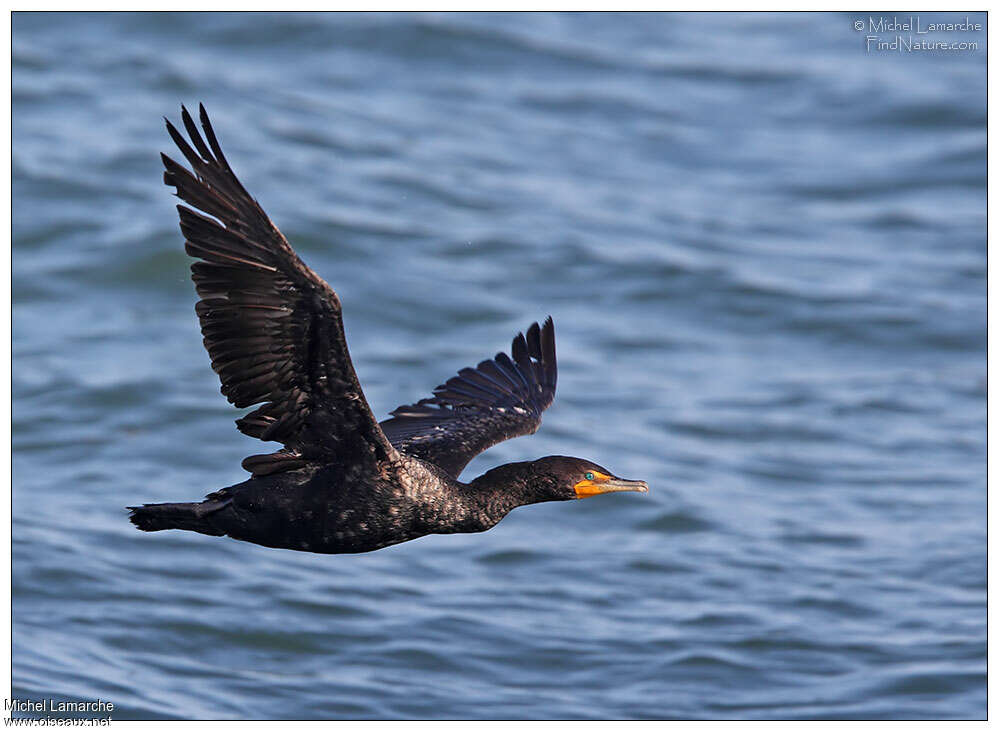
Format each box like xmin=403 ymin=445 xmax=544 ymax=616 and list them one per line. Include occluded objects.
xmin=12 ymin=12 xmax=986 ymax=720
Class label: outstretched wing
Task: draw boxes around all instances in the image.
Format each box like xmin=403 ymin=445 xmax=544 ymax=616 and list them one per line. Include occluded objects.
xmin=380 ymin=318 xmax=557 ymax=478
xmin=162 ymin=104 xmax=397 ymax=476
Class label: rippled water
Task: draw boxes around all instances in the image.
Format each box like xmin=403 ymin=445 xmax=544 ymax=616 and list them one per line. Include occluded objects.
xmin=12 ymin=12 xmax=986 ymax=720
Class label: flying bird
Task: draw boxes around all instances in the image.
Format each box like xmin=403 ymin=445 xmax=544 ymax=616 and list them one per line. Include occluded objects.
xmin=128 ymin=105 xmax=648 ymax=554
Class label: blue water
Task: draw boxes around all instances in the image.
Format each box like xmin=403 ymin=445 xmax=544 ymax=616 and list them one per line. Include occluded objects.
xmin=12 ymin=12 xmax=986 ymax=720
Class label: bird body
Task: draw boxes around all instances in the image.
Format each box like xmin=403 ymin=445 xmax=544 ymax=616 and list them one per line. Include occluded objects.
xmin=135 ymin=459 xmax=453 ymax=554
xmin=128 ymin=105 xmax=647 ymax=554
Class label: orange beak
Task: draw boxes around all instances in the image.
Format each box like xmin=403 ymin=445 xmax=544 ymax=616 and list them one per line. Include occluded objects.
xmin=573 ymin=473 xmax=649 ymax=498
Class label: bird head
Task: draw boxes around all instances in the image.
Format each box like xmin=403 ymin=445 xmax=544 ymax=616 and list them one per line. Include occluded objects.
xmin=528 ymin=456 xmax=649 ymax=501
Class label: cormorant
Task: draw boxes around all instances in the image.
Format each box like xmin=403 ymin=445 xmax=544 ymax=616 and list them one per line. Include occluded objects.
xmin=128 ymin=105 xmax=648 ymax=554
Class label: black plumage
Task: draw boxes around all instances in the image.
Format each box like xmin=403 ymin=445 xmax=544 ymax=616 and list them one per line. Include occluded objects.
xmin=380 ymin=318 xmax=557 ymax=478
xmin=128 ymin=105 xmax=648 ymax=554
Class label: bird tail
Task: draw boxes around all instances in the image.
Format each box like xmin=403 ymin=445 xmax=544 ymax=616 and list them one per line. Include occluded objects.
xmin=127 ymin=500 xmax=227 ymax=535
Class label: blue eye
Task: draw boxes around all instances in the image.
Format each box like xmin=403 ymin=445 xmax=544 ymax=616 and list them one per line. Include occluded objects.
xmin=585 ymin=472 xmax=594 ymax=480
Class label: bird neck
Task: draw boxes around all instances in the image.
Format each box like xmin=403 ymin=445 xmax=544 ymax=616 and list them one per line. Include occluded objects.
xmin=464 ymin=461 xmax=556 ymax=528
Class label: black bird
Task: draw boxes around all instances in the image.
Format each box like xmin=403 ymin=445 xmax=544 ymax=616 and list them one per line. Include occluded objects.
xmin=128 ymin=105 xmax=648 ymax=554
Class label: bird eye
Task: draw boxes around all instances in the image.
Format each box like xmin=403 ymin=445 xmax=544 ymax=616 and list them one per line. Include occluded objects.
xmin=585 ymin=472 xmax=594 ymax=480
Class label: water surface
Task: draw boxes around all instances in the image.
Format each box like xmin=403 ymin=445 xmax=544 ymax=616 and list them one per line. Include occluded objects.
xmin=12 ymin=12 xmax=986 ymax=720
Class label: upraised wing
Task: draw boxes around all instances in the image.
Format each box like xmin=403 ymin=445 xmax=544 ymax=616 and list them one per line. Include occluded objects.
xmin=380 ymin=318 xmax=557 ymax=478
xmin=162 ymin=104 xmax=397 ymax=476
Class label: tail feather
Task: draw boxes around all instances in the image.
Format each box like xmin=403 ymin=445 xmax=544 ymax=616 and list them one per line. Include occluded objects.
xmin=128 ymin=500 xmax=227 ymax=535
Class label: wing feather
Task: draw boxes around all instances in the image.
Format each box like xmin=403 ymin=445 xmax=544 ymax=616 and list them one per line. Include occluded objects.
xmin=380 ymin=318 xmax=557 ymax=478
xmin=163 ymin=104 xmax=397 ymax=475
